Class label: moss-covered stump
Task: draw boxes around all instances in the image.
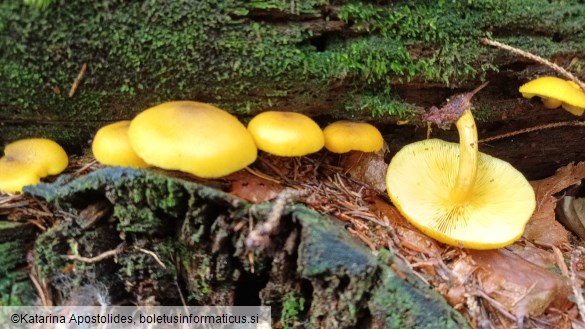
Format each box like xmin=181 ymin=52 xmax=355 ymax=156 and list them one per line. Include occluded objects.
xmin=23 ymin=167 xmax=469 ymax=328
xmin=1 ymin=0 xmax=584 ymax=148
xmin=0 ymin=221 xmax=38 ymax=305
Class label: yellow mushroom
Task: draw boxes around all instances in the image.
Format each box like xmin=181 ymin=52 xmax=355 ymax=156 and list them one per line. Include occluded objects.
xmin=519 ymin=76 xmax=585 ymax=115
xmin=247 ymin=111 xmax=324 ymax=156
xmin=92 ymin=121 xmax=148 ymax=168
xmin=323 ymin=121 xmax=384 ymax=154
xmin=128 ymin=101 xmax=257 ymax=178
xmin=0 ymin=138 xmax=68 ymax=193
xmin=561 ymin=81 xmax=585 ymax=116
xmin=386 ymin=108 xmax=535 ymax=249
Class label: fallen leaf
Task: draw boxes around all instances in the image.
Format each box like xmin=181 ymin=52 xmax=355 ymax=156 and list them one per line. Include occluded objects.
xmin=368 ymin=196 xmax=409 ymax=227
xmin=227 ymin=170 xmax=284 ymax=203
xmin=557 ymin=194 xmax=585 ymax=240
xmin=341 ymin=147 xmax=388 ymax=193
xmin=506 ymin=243 xmax=557 ymax=269
xmin=470 ymin=249 xmax=572 ymax=318
xmin=524 ymin=162 xmax=585 ymax=246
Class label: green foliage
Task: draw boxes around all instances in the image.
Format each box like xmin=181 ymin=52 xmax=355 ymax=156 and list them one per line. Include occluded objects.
xmin=281 ymin=293 xmax=306 ymax=329
xmin=23 ymin=0 xmax=52 ymax=10
xmin=343 ymin=93 xmax=415 ymax=118
xmin=248 ymin=0 xmax=327 ymax=14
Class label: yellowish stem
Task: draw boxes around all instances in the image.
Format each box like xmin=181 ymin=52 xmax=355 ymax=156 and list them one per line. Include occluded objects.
xmin=450 ymin=109 xmax=478 ymax=204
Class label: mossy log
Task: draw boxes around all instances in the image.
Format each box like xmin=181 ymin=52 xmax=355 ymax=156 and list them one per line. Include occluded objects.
xmin=2 ymin=167 xmax=470 ymax=328
xmin=2 ymin=1 xmax=585 ymax=178
xmin=0 ymin=222 xmax=38 ymax=305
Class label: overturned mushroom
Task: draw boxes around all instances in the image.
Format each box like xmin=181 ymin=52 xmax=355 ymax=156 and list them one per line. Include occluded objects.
xmin=387 ymin=86 xmax=535 ymax=249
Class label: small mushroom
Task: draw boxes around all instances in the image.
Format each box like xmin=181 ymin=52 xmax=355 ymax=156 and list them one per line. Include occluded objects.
xmin=561 ymin=81 xmax=585 ymax=116
xmin=323 ymin=121 xmax=384 ymax=154
xmin=519 ymin=76 xmax=585 ymax=115
xmin=0 ymin=138 xmax=68 ymax=193
xmin=386 ymin=108 xmax=535 ymax=249
xmin=247 ymin=111 xmax=324 ymax=156
xmin=128 ymin=101 xmax=257 ymax=178
xmin=92 ymin=120 xmax=148 ymax=168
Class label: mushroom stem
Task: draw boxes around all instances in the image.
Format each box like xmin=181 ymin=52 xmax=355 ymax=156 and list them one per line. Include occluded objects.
xmin=450 ymin=109 xmax=478 ymax=204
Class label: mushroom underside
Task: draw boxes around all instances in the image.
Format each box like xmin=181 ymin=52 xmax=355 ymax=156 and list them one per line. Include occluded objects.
xmin=387 ymin=139 xmax=536 ymax=249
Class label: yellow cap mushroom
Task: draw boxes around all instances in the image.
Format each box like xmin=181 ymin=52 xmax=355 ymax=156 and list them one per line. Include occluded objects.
xmin=247 ymin=111 xmax=324 ymax=156
xmin=519 ymin=76 xmax=585 ymax=115
xmin=92 ymin=121 xmax=148 ymax=168
xmin=323 ymin=121 xmax=384 ymax=154
xmin=128 ymin=101 xmax=257 ymax=178
xmin=0 ymin=138 xmax=69 ymax=193
xmin=387 ymin=109 xmax=535 ymax=249
xmin=561 ymin=81 xmax=585 ymax=116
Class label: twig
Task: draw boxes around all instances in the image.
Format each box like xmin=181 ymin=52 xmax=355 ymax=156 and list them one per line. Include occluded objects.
xmin=29 ymin=273 xmax=48 ymax=307
xmin=246 ymin=188 xmax=309 ymax=250
xmin=64 ymin=243 xmax=124 ymax=263
xmin=74 ymin=159 xmax=98 ymax=176
xmin=245 ymin=167 xmax=281 ymax=184
xmin=69 ymin=63 xmax=87 ymax=98
xmin=175 ymin=281 xmax=187 ymax=308
xmin=479 ymin=120 xmax=585 ymax=143
xmin=570 ymin=248 xmax=585 ymax=322
xmin=136 ymin=247 xmax=167 ymax=269
xmin=475 ymin=290 xmax=518 ymax=322
xmin=480 ymin=38 xmax=585 ymax=91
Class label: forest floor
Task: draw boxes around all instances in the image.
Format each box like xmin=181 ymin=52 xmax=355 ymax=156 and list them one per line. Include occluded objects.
xmin=2 ymin=147 xmax=585 ymax=329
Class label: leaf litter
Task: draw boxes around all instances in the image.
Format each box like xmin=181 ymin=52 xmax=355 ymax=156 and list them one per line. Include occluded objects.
xmin=3 ymin=150 xmax=585 ymax=328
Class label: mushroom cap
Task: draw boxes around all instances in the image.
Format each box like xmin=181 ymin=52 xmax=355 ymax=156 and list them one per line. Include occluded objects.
xmin=519 ymin=76 xmax=585 ymax=108
xmin=128 ymin=101 xmax=257 ymax=178
xmin=92 ymin=121 xmax=148 ymax=168
xmin=0 ymin=162 xmax=42 ymax=193
xmin=561 ymin=81 xmax=585 ymax=116
xmin=386 ymin=139 xmax=535 ymax=249
xmin=0 ymin=138 xmax=69 ymax=193
xmin=247 ymin=111 xmax=324 ymax=156
xmin=323 ymin=121 xmax=384 ymax=153
xmin=561 ymin=103 xmax=585 ymax=116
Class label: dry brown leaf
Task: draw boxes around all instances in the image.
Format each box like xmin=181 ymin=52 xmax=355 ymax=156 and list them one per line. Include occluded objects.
xmin=470 ymin=249 xmax=572 ymax=318
xmin=227 ymin=171 xmax=284 ymax=203
xmin=341 ymin=148 xmax=388 ymax=193
xmin=368 ymin=196 xmax=409 ymax=227
xmin=507 ymin=244 xmax=557 ymax=269
xmin=524 ymin=162 xmax=585 ymax=247
xmin=557 ymin=195 xmax=585 ymax=239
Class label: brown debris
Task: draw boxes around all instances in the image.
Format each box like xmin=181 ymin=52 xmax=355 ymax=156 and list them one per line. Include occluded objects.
xmin=470 ymin=249 xmax=572 ymax=318
xmin=4 ymin=151 xmax=585 ymax=328
xmin=524 ymin=162 xmax=585 ymax=247
xmin=341 ymin=148 xmax=388 ymax=194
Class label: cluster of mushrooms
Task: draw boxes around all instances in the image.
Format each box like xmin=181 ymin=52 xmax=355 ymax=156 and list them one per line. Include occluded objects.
xmin=91 ymin=101 xmax=384 ymax=177
xmin=2 ymin=83 xmax=554 ymax=250
xmin=0 ymin=101 xmax=384 ymax=192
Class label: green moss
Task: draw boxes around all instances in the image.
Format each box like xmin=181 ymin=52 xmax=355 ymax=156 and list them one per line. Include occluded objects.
xmin=343 ymin=92 xmax=416 ymax=118
xmin=2 ymin=0 xmax=585 ymax=145
xmin=472 ymin=104 xmax=494 ymax=123
xmin=281 ymin=293 xmax=306 ymax=329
